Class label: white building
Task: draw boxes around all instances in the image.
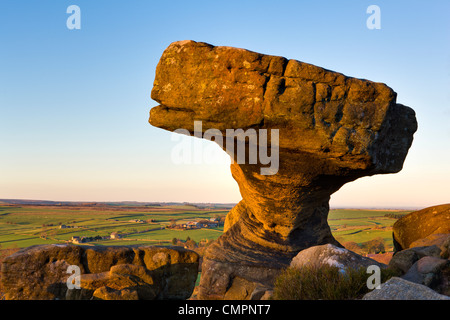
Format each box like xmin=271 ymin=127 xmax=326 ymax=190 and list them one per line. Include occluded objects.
xmin=110 ymin=232 xmax=122 ymax=239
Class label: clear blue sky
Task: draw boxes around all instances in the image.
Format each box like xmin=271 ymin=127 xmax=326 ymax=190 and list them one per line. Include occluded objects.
xmin=1 ymin=1 xmax=449 ymax=208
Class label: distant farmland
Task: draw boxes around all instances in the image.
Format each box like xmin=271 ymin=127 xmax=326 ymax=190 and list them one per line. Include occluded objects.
xmin=328 ymin=209 xmax=411 ymax=251
xmin=0 ymin=204 xmax=227 ymax=249
xmin=0 ymin=203 xmax=410 ymax=252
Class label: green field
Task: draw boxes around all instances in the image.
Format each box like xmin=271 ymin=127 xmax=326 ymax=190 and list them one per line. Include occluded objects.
xmin=0 ymin=205 xmax=410 ymax=252
xmin=328 ymin=209 xmax=411 ymax=251
xmin=0 ymin=204 xmax=226 ymax=249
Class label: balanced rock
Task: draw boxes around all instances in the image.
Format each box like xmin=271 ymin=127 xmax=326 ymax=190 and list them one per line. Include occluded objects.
xmin=0 ymin=244 xmax=199 ymax=300
xmin=149 ymin=40 xmax=417 ymax=299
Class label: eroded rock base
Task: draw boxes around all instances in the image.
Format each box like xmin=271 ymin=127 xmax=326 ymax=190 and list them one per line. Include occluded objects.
xmin=1 ymin=244 xmax=199 ymax=300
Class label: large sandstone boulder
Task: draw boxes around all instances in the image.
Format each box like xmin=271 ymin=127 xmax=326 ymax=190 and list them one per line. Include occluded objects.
xmin=149 ymin=40 xmax=417 ymax=299
xmin=0 ymin=244 xmax=199 ymax=300
xmin=290 ymin=244 xmax=386 ymax=272
xmin=393 ymin=204 xmax=450 ymax=252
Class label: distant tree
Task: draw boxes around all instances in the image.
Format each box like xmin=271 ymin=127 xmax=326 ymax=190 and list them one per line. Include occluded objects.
xmin=384 ymin=213 xmax=408 ymax=219
xmin=185 ymin=239 xmax=197 ymax=249
xmin=219 ymin=216 xmax=226 ymax=226
xmin=361 ymin=237 xmax=386 ymax=254
xmin=186 ymin=236 xmax=191 ymax=242
xmin=342 ymin=241 xmax=363 ymax=255
xmin=171 ymin=237 xmax=178 ymax=245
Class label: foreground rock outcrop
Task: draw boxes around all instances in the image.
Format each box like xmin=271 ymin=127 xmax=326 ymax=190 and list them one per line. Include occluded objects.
xmin=1 ymin=244 xmax=199 ymax=300
xmin=387 ymin=205 xmax=450 ymax=297
xmin=388 ymin=245 xmax=450 ymax=296
xmin=149 ymin=40 xmax=417 ymax=299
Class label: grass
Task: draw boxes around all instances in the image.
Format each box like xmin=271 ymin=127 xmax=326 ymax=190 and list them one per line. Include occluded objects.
xmin=333 ymin=229 xmax=392 ymax=244
xmin=328 ymin=209 xmax=411 ymax=250
xmin=272 ymin=264 xmax=400 ymax=300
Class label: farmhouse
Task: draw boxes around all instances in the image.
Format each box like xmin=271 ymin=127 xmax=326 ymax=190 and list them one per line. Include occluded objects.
xmin=71 ymin=236 xmax=94 ymax=244
xmin=171 ymin=218 xmax=221 ymax=230
xmin=128 ymin=219 xmax=145 ymax=223
xmin=110 ymin=232 xmax=122 ymax=240
xmin=206 ymin=222 xmax=218 ymax=228
xmin=60 ymin=224 xmax=68 ymax=229
xmin=178 ymin=221 xmax=200 ymax=229
xmin=186 ymin=221 xmax=200 ymax=229
xmin=60 ymin=224 xmax=75 ymax=229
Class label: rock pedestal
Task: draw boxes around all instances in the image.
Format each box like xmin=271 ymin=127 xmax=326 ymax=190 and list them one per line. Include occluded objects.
xmin=149 ymin=40 xmax=417 ymax=299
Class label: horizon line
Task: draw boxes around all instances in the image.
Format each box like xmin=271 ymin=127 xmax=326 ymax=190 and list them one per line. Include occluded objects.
xmin=0 ymin=198 xmax=430 ymax=211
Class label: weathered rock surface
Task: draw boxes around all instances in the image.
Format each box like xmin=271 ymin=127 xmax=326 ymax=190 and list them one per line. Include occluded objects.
xmin=402 ymin=256 xmax=450 ymax=288
xmin=393 ymin=204 xmax=450 ymax=252
xmin=0 ymin=244 xmax=199 ymax=300
xmin=440 ymin=235 xmax=450 ymax=259
xmin=290 ymin=244 xmax=386 ymax=271
xmin=362 ymin=277 xmax=450 ymax=300
xmin=388 ymin=245 xmax=442 ymax=274
xmin=387 ymin=243 xmax=450 ymax=297
xmin=149 ymin=40 xmax=417 ymax=299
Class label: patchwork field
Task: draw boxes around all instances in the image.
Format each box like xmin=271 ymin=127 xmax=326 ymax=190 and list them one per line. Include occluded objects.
xmin=0 ymin=204 xmax=227 ymax=249
xmin=328 ymin=209 xmax=411 ymax=252
xmin=0 ymin=203 xmax=410 ymax=253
